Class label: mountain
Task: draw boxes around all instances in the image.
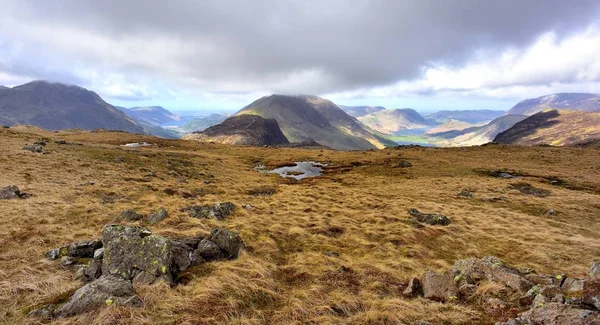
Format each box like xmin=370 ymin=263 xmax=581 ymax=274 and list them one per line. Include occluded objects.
xmin=425 ymin=119 xmax=479 ymax=134
xmin=181 ymin=113 xmax=228 ymax=132
xmin=117 ymin=106 xmax=180 ymax=126
xmin=425 ymin=109 xmax=506 ymax=123
xmin=506 ymin=93 xmax=600 ymax=116
xmin=427 ymin=115 xmax=527 ymax=146
xmin=184 ymin=115 xmax=289 ymax=146
xmin=234 ymin=94 xmax=395 ymax=150
xmin=0 ymin=81 xmax=145 ymax=134
xmin=358 ymin=108 xmax=429 ymax=134
xmin=494 ymin=109 xmax=600 ymax=146
xmin=339 ymin=105 xmax=385 ymax=117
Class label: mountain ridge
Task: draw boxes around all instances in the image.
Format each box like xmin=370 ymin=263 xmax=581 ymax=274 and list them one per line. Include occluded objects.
xmin=507 ymin=93 xmax=600 ymax=115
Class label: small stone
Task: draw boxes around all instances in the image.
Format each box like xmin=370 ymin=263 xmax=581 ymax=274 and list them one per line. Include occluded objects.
xmin=323 ymin=251 xmax=340 ymax=257
xmin=147 ymin=208 xmax=169 ymax=225
xmin=23 ymin=144 xmax=43 ymax=153
xmin=115 ymin=209 xmax=144 ymax=222
xmin=208 ymin=228 xmax=245 ymax=259
xmin=408 ymin=208 xmax=451 ymax=226
xmin=403 ymin=277 xmax=423 ymax=298
xmin=182 ymin=202 xmax=235 ymax=220
xmin=191 ymin=239 xmax=223 ymax=261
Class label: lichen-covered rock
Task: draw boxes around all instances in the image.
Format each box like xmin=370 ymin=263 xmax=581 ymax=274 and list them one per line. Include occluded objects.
xmin=192 ymin=239 xmax=224 ymax=262
xmin=498 ymin=303 xmax=600 ymax=325
xmin=451 ymin=256 xmax=534 ymax=294
xmin=208 ymin=228 xmax=245 ymax=259
xmin=23 ymin=144 xmax=43 ymax=153
xmin=0 ymin=185 xmax=21 ymax=199
xmin=45 ymin=240 xmax=102 ymax=260
xmin=561 ymin=278 xmax=584 ymax=295
xmin=52 ymin=275 xmax=143 ymax=318
xmin=408 ymin=208 xmax=451 ymax=226
xmin=182 ymin=202 xmax=235 ymax=220
xmin=101 ymin=224 xmax=173 ymax=285
xmin=421 ymin=270 xmax=458 ymax=302
xmin=115 ymin=209 xmax=144 ymax=222
xmin=147 ymin=208 xmax=169 ymax=225
xmin=583 ymin=261 xmax=600 ymax=309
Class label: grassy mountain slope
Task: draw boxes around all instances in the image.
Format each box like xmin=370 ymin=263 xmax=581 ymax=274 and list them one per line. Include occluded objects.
xmin=2 ymin=127 xmax=600 ymax=324
xmin=494 ymin=109 xmax=600 ymax=146
xmin=339 ymin=105 xmax=385 ymax=117
xmin=236 ymin=94 xmax=394 ymax=150
xmin=118 ymin=106 xmax=180 ymax=126
xmin=507 ymin=93 xmax=600 ymax=115
xmin=426 ymin=119 xmax=479 ymax=134
xmin=0 ymin=81 xmax=145 ymax=134
xmin=425 ymin=110 xmax=506 ymax=123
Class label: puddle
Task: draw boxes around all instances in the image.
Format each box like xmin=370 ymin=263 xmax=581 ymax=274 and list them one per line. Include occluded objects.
xmin=261 ymin=161 xmax=327 ymax=180
xmin=121 ymin=142 xmax=152 ymax=148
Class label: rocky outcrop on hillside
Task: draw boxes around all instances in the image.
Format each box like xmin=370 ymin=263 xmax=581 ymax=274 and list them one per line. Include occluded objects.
xmin=30 ymin=224 xmax=245 ymax=319
xmin=184 ymin=115 xmax=289 ymax=146
xmin=412 ymin=256 xmax=600 ymax=324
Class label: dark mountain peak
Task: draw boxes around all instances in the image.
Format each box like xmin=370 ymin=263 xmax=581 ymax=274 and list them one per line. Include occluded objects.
xmin=188 ymin=114 xmax=289 ymax=146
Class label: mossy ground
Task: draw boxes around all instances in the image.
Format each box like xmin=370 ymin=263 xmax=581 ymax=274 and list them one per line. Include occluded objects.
xmin=0 ymin=126 xmax=599 ymax=324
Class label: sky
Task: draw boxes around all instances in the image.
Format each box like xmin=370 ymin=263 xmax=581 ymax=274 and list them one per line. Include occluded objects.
xmin=1 ymin=0 xmax=600 ymax=114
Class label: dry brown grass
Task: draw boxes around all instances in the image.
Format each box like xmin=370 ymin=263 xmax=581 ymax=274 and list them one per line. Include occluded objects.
xmin=1 ymin=126 xmax=599 ymax=324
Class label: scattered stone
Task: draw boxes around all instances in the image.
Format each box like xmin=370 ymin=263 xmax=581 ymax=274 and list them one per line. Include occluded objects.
xmin=115 ymin=209 xmax=144 ymax=222
xmin=182 ymin=202 xmax=235 ymax=220
xmin=248 ymin=186 xmax=277 ymax=196
xmin=499 ymin=172 xmax=515 ymax=179
xmin=509 ymin=182 xmax=551 ymax=197
xmin=45 ymin=240 xmax=102 ymax=260
xmin=408 ymin=208 xmax=451 ymax=226
xmin=55 ymin=140 xmax=68 ymax=145
xmin=546 ymin=209 xmax=557 ymax=216
xmin=323 ymin=251 xmax=340 ymax=257
xmin=397 ymin=160 xmax=413 ymax=168
xmin=52 ymin=275 xmax=143 ymax=318
xmin=23 ymin=144 xmax=43 ymax=153
xmin=403 ymin=277 xmax=423 ymax=298
xmin=583 ymin=262 xmax=600 ymax=309
xmin=0 ymin=185 xmax=30 ymax=199
xmin=499 ymin=303 xmax=600 ymax=325
xmin=243 ymin=204 xmax=255 ymax=210
xmin=208 ymin=228 xmax=245 ymax=259
xmin=60 ymin=256 xmax=77 ymax=268
xmin=147 ymin=208 xmax=169 ymax=225
xmin=191 ymin=239 xmax=223 ymax=261
xmin=457 ymin=188 xmax=474 ymax=198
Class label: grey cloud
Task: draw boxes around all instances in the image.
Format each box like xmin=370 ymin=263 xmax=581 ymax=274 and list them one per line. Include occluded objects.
xmin=1 ymin=0 xmax=600 ymax=94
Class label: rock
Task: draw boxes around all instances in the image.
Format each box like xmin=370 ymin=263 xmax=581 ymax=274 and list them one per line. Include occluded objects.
xmin=524 ymin=274 xmax=555 ymax=286
xmin=208 ymin=228 xmax=245 ymax=259
xmin=408 ymin=208 xmax=451 ymax=226
xmin=0 ymin=185 xmax=30 ymax=199
xmin=421 ymin=270 xmax=457 ymax=302
xmin=452 ymin=256 xmax=534 ymax=294
xmin=561 ymin=278 xmax=584 ymax=295
xmin=192 ymin=239 xmax=224 ymax=261
xmin=583 ymin=262 xmax=600 ymax=309
xmin=116 ymin=209 xmax=144 ymax=222
xmin=546 ymin=209 xmax=557 ymax=216
xmin=499 ymin=172 xmax=515 ymax=179
xmin=23 ymin=144 xmax=43 ymax=153
xmin=483 ymin=297 xmax=510 ymax=315
xmin=147 ymin=208 xmax=169 ymax=225
xmin=52 ymin=275 xmax=143 ymax=318
xmin=397 ymin=160 xmax=412 ymax=168
xmin=101 ymin=224 xmax=173 ymax=285
xmin=27 ymin=303 xmax=58 ymax=320
xmin=94 ymin=248 xmax=104 ymax=260
xmin=457 ymin=189 xmax=474 ymax=198
xmin=457 ymin=283 xmax=478 ymax=300
xmin=403 ymin=277 xmax=423 ymax=298
xmin=531 ymin=285 xmax=563 ymax=305
xmin=60 ymin=256 xmax=77 ymax=268
xmin=45 ymin=240 xmax=102 ymax=260
xmin=182 ymin=202 xmax=235 ymax=220
xmin=82 ymin=259 xmax=103 ymax=282
xmin=323 ymin=251 xmax=340 ymax=257
xmin=499 ymin=303 xmax=600 ymax=325
xmin=412 ymin=321 xmax=432 ymax=325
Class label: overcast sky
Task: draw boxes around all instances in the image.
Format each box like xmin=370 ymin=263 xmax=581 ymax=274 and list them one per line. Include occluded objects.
xmin=1 ymin=0 xmax=600 ymax=113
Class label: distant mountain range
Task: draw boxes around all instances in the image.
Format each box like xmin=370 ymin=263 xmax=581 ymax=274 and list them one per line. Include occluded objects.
xmin=426 ymin=115 xmax=527 ymax=147
xmin=117 ymin=106 xmax=181 ymax=126
xmin=425 ymin=110 xmax=506 ymax=124
xmin=506 ymin=93 xmax=600 ymax=115
xmin=339 ymin=105 xmax=385 ymax=117
xmin=0 ymin=81 xmax=146 ymax=134
xmin=181 ymin=114 xmax=228 ymax=133
xmin=494 ymin=110 xmax=600 ymax=146
xmin=358 ymin=108 xmax=430 ymax=134
xmin=231 ymin=94 xmax=395 ymax=150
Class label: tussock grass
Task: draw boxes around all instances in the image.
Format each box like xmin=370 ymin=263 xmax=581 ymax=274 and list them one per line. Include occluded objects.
xmin=1 ymin=127 xmax=600 ymax=324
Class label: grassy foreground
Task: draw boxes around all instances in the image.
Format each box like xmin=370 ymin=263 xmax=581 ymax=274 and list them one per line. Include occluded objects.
xmin=0 ymin=126 xmax=599 ymax=324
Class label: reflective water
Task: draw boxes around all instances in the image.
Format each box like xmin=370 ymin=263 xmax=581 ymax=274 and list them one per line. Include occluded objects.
xmin=269 ymin=161 xmax=326 ymax=180
xmin=121 ymin=142 xmax=152 ymax=148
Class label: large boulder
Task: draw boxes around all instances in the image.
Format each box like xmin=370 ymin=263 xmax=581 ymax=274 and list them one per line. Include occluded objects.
xmin=182 ymin=203 xmax=235 ymax=220
xmin=421 ymin=270 xmax=458 ymax=302
xmin=101 ymin=225 xmax=173 ymax=285
xmin=451 ymin=256 xmax=534 ymax=294
xmin=208 ymin=228 xmax=245 ymax=259
xmin=584 ymin=262 xmax=600 ymax=309
xmin=52 ymin=275 xmax=143 ymax=318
